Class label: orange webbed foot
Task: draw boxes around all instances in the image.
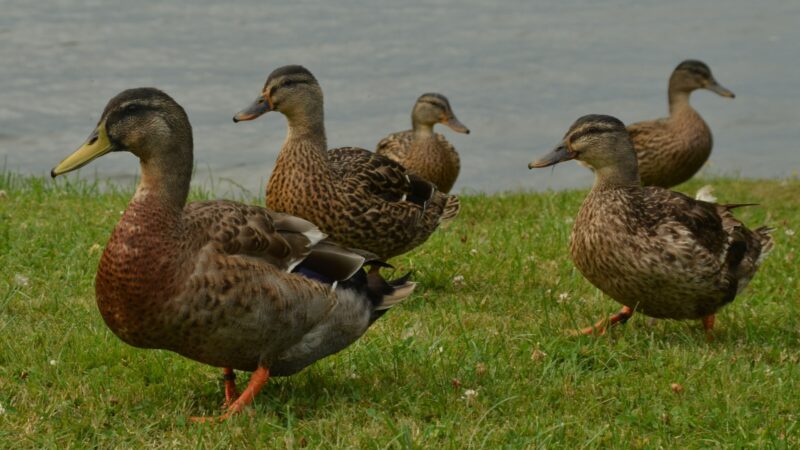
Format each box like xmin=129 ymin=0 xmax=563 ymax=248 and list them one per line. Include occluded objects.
xmin=571 ymin=306 xmax=634 ymax=336
xmin=191 ymin=367 xmax=270 ymax=423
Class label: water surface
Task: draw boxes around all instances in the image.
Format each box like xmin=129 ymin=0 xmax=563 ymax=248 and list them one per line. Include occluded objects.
xmin=1 ymin=0 xmax=798 ymax=195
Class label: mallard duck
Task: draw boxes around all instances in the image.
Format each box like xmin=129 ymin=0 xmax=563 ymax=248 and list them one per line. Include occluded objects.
xmin=529 ymin=114 xmax=772 ymax=339
xmin=51 ymin=88 xmax=416 ymax=421
xmin=375 ymin=93 xmax=469 ymax=193
xmin=628 ymin=60 xmax=735 ymax=188
xmin=233 ymin=66 xmax=460 ymax=260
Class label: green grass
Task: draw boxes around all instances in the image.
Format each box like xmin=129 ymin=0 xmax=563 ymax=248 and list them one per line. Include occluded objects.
xmin=1 ymin=173 xmax=799 ymax=448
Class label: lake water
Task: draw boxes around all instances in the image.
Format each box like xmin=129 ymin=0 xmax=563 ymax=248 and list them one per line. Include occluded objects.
xmin=1 ymin=0 xmax=798 ymax=196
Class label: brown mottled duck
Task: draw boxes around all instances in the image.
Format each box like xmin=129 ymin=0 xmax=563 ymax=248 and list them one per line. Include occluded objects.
xmin=628 ymin=59 xmax=735 ymax=188
xmin=530 ymin=114 xmax=772 ymax=339
xmin=375 ymin=93 xmax=470 ymax=193
xmin=233 ymin=66 xmax=460 ymax=261
xmin=51 ymin=88 xmax=415 ymax=422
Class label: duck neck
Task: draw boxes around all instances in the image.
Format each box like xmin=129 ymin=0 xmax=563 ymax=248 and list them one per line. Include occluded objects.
xmin=591 ymin=140 xmax=641 ymax=190
xmin=284 ymin=102 xmax=328 ymax=151
xmin=274 ymin=105 xmax=332 ymax=181
xmin=667 ymin=81 xmax=694 ymax=116
xmin=131 ymin=136 xmax=193 ymax=221
xmin=285 ymin=102 xmax=327 ymax=148
xmin=412 ymin=120 xmax=435 ymax=139
xmin=93 ymin=119 xmax=196 ymax=350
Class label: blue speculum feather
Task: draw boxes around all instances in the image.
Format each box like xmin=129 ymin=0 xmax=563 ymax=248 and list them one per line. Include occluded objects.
xmin=293 ymin=266 xmax=336 ymax=285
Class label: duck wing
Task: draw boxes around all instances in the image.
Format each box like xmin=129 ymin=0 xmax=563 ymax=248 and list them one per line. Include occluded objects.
xmin=640 ymin=187 xmax=772 ymax=297
xmin=184 ymin=200 xmax=363 ymax=280
xmin=330 ymin=146 xmax=436 ymax=207
xmin=375 ymin=130 xmax=414 ymax=162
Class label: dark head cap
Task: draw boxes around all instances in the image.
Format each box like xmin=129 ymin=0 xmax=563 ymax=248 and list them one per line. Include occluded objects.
xmin=674 ymin=59 xmax=712 ymax=78
xmin=417 ymin=93 xmax=451 ymax=108
xmin=265 ymin=65 xmax=318 ymax=88
xmin=565 ymin=114 xmax=626 ymax=138
xmin=102 ymin=88 xmax=181 ymax=118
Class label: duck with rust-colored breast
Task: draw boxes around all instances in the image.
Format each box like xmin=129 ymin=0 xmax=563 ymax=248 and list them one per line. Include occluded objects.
xmin=628 ymin=60 xmax=735 ymax=188
xmin=233 ymin=66 xmax=460 ymax=261
xmin=530 ymin=114 xmax=772 ymax=339
xmin=376 ymin=93 xmax=470 ymax=193
xmin=51 ymin=88 xmax=415 ymax=422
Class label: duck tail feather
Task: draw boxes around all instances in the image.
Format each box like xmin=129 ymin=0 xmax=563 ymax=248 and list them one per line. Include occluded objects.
xmin=377 ymin=281 xmax=417 ymax=311
xmin=365 ymin=271 xmax=416 ymax=322
xmin=721 ymin=202 xmax=760 ymax=210
xmin=755 ymin=226 xmax=775 ymax=259
xmin=439 ymin=195 xmax=461 ymax=223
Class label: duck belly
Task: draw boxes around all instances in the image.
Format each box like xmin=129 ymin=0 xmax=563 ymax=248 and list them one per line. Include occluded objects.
xmin=570 ymin=221 xmax=728 ymax=320
xmin=269 ymin=288 xmax=372 ymax=376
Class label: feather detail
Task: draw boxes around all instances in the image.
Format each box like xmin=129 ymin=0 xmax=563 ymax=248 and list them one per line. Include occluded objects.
xmin=82 ymin=88 xmax=417 ymax=390
xmin=570 ymin=185 xmax=772 ymax=320
xmin=266 ymin=139 xmax=458 ymax=261
xmin=628 ymin=107 xmax=713 ymax=188
xmin=376 ymin=130 xmax=461 ymax=193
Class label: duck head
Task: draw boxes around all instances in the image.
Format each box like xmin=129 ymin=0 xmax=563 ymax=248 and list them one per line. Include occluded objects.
xmin=670 ymin=59 xmax=734 ymax=98
xmin=529 ymin=114 xmax=640 ymax=187
xmin=412 ymin=93 xmax=470 ymax=134
xmin=51 ymin=88 xmax=192 ymax=177
xmin=233 ymin=65 xmax=324 ymax=123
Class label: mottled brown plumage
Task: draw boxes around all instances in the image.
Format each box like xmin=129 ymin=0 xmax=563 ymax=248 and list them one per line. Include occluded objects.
xmin=530 ymin=115 xmax=772 ymax=337
xmin=234 ymin=66 xmax=460 ymax=260
xmin=51 ymin=88 xmax=416 ymax=420
xmin=376 ymin=93 xmax=469 ymax=193
xmin=628 ymin=60 xmax=735 ymax=188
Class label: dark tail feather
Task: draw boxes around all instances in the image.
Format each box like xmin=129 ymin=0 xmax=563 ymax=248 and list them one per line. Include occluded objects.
xmin=406 ymin=174 xmax=435 ymax=207
xmin=721 ymin=203 xmax=760 ymax=211
xmin=366 ymin=271 xmax=416 ymax=323
xmin=387 ymin=271 xmax=413 ymax=287
xmin=365 ymin=259 xmax=394 ymax=270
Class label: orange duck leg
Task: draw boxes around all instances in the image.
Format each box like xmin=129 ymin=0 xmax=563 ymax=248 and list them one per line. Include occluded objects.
xmin=192 ymin=367 xmax=270 ymax=423
xmin=702 ymin=314 xmax=715 ymax=342
xmin=222 ymin=367 xmax=239 ymax=408
xmin=575 ymin=306 xmax=634 ymax=336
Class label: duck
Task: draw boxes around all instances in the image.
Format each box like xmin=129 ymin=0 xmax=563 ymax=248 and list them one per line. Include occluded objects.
xmin=628 ymin=59 xmax=735 ymax=188
xmin=375 ymin=93 xmax=470 ymax=193
xmin=50 ymin=87 xmax=416 ymax=422
xmin=233 ymin=66 xmax=460 ymax=261
xmin=529 ymin=114 xmax=773 ymax=339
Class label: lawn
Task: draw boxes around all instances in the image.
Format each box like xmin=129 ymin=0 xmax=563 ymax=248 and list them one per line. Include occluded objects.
xmin=1 ymin=173 xmax=798 ymax=448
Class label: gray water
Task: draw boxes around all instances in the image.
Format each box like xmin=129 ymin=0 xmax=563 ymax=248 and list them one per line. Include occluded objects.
xmin=1 ymin=0 xmax=798 ymax=196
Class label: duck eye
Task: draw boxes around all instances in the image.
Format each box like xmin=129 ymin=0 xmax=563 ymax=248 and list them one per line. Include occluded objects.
xmin=282 ymin=80 xmax=295 ymax=89
xmin=124 ymin=103 xmax=141 ymax=113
